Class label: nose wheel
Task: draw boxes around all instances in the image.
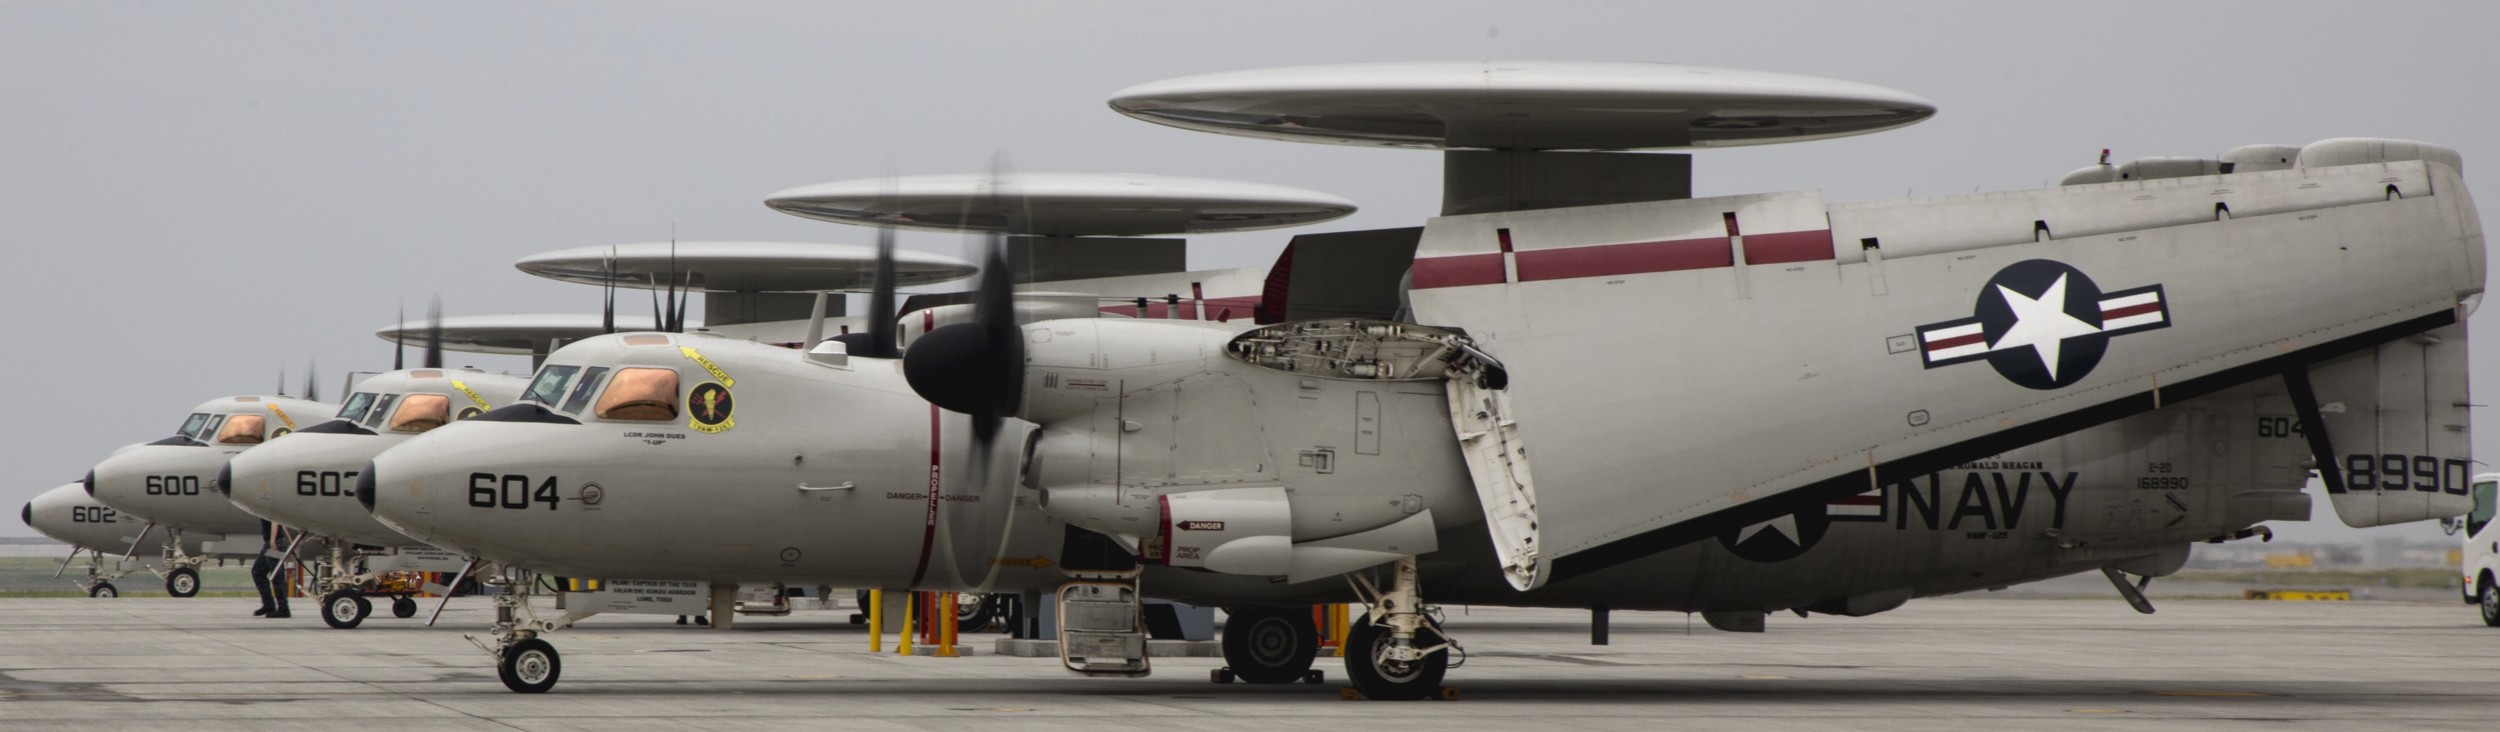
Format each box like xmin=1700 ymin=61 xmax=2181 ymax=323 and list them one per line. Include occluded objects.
xmin=163 ymin=567 xmax=199 ymax=598
xmin=1340 ymin=556 xmax=1462 ymax=701
xmin=321 ymin=589 xmax=373 ymax=629
xmin=497 ymin=638 xmax=562 ymax=694
xmin=88 ymin=582 xmax=118 ymax=598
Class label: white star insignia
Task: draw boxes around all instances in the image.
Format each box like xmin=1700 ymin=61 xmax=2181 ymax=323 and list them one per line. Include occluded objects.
xmin=1989 ymin=273 xmax=2102 ymax=380
xmin=1735 ymin=513 xmax=1800 ymax=545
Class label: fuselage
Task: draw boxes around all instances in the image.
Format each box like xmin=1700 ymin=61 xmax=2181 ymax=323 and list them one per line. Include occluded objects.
xmin=88 ymin=395 xmax=335 ymax=543
xmin=367 ymin=328 xmax=2307 ymax=616
xmin=225 ymin=369 xmax=522 ymax=547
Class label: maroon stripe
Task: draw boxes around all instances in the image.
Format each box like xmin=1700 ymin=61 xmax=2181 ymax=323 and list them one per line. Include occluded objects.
xmin=1515 ymin=237 xmax=1731 ymax=282
xmin=1412 ymin=253 xmax=1508 ymax=289
xmin=1924 ymin=333 xmax=1986 ymax=351
xmin=1743 ymin=229 xmax=1836 ymax=264
xmin=2100 ymin=302 xmax=2163 ymax=320
xmin=906 ymin=403 xmax=940 ymax=589
xmin=1496 ymin=227 xmax=1514 ymax=253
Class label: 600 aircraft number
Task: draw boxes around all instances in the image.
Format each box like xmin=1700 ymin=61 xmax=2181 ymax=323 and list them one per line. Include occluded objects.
xmin=468 ymin=473 xmax=560 ymax=510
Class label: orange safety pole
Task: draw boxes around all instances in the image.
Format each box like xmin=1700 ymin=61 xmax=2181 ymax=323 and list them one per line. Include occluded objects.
xmin=1333 ymin=604 xmax=1350 ymax=657
xmin=937 ymin=593 xmax=960 ymax=657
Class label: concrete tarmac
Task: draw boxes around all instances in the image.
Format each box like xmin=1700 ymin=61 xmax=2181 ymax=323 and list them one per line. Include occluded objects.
xmin=0 ymin=596 xmax=2491 ymax=730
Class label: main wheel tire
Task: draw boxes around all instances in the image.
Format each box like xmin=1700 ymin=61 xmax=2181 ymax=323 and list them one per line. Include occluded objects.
xmin=1344 ymin=614 xmax=1449 ymax=701
xmin=392 ymin=596 xmax=419 ymax=619
xmin=498 ymin=638 xmax=562 ymax=693
xmin=89 ymin=582 xmax=118 ymax=598
xmin=321 ymin=589 xmax=370 ymax=629
xmin=164 ymin=568 xmax=200 ymax=598
xmin=2480 ymin=581 xmax=2500 ymax=627
xmin=1222 ymin=607 xmax=1319 ymax=684
xmin=955 ymin=593 xmax=998 ymax=633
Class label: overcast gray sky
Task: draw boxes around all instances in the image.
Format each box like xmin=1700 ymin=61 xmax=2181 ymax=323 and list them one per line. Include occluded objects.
xmin=3 ymin=1 xmax=2494 ymax=545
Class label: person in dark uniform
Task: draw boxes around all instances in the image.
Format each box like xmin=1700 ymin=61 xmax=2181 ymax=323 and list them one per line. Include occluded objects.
xmin=251 ymin=520 xmax=290 ymax=618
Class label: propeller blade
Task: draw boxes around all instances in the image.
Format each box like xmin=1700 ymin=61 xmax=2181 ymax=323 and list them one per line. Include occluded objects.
xmin=602 ymin=247 xmax=617 ymax=334
xmin=423 ymin=297 xmax=444 ymax=369
xmin=902 ymin=155 xmax=1023 ymax=444
xmin=393 ymin=301 xmax=406 ymax=371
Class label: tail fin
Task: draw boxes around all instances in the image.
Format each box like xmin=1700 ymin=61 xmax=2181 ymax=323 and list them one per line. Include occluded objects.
xmin=2293 ymin=322 xmax=2473 ymax=527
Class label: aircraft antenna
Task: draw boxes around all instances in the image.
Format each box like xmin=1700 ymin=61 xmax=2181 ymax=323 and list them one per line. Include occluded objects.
xmin=304 ymin=360 xmax=319 ymax=403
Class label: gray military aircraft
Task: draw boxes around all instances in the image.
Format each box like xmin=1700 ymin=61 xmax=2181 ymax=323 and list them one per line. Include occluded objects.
xmin=22 ymin=483 xmax=239 ymax=597
xmin=222 ymin=365 xmax=528 ymax=627
xmin=366 ymin=63 xmax=2478 ymax=699
xmin=85 ymin=393 xmax=338 ymax=597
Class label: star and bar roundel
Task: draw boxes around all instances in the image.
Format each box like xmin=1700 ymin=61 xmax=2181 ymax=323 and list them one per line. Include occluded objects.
xmin=1915 ymin=259 xmax=2170 ymax=390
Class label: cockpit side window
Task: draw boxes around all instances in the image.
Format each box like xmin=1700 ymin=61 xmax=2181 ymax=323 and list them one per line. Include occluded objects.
xmin=335 ymin=392 xmax=378 ymax=424
xmin=559 ymin=367 xmax=612 ymax=415
xmin=389 ymin=394 xmax=452 ymax=433
xmin=361 ymin=395 xmax=401 ymax=429
xmin=522 ymin=366 xmax=581 ymax=406
xmin=2470 ymin=481 xmax=2496 ymax=537
xmin=595 ymin=368 xmax=679 ymax=421
xmin=200 ymin=414 xmax=228 ymax=440
xmin=215 ymin=414 xmax=265 ymax=444
xmin=177 ymin=412 xmax=211 ymax=439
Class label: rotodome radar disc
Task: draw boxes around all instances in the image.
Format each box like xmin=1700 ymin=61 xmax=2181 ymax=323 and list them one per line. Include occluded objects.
xmin=763 ymin=172 xmax=1357 ymax=237
xmin=515 ymin=241 xmax=977 ymax=292
xmin=1108 ymin=61 xmax=1936 ymax=151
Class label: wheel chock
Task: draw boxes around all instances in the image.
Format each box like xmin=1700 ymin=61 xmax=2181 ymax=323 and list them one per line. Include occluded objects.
xmin=1437 ymin=686 xmax=1461 ymax=701
xmin=1338 ymin=686 xmax=1362 ymax=700
xmin=1303 ymin=670 xmax=1326 ymax=684
xmin=1209 ymin=668 xmax=1236 ymax=684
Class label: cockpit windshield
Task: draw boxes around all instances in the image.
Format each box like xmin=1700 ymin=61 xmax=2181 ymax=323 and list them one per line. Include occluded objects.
xmin=177 ymin=412 xmax=211 ymax=439
xmin=596 ymin=368 xmax=680 ymax=421
xmin=389 ymin=394 xmax=451 ymax=433
xmin=522 ymin=365 xmax=582 ymax=407
xmin=361 ymin=394 xmax=400 ymax=430
xmin=558 ymin=367 xmax=612 ymax=415
xmin=335 ymin=392 xmax=379 ymax=424
xmin=199 ymin=415 xmax=228 ymax=440
xmin=216 ymin=414 xmax=267 ymax=445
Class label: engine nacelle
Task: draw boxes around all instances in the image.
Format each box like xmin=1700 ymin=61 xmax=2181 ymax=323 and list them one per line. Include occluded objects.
xmin=2299 ymin=137 xmax=2464 ymax=174
xmin=1148 ymin=486 xmax=1293 ymax=575
xmin=2222 ymin=144 xmax=2301 ymax=173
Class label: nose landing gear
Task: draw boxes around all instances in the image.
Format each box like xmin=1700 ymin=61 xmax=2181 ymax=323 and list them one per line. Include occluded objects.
xmin=1342 ymin=556 xmax=1462 ymax=701
xmin=163 ymin=567 xmax=200 ymax=598
xmin=321 ymin=588 xmax=373 ymax=629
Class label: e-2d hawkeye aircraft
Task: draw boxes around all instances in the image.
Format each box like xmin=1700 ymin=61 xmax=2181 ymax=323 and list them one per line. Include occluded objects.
xmin=85 ymin=392 xmax=337 ymax=597
xmin=222 ymin=364 xmax=528 ymax=627
xmin=368 ymin=149 xmax=2479 ymax=697
xmin=371 ymin=63 xmax=2479 ymax=698
xmin=23 ymin=483 xmax=234 ymax=597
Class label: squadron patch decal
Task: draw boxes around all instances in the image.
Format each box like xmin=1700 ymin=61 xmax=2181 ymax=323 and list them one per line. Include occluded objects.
xmin=1914 ymin=259 xmax=2170 ymax=390
xmin=688 ymin=382 xmax=735 ymax=433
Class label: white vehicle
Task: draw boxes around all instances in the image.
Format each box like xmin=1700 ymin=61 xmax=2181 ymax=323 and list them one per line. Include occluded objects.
xmin=2457 ymin=472 xmax=2500 ymax=624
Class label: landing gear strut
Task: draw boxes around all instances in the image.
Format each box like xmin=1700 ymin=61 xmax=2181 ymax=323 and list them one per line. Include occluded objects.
xmin=468 ymin=566 xmax=596 ymax=694
xmin=1343 ymin=556 xmax=1461 ymax=700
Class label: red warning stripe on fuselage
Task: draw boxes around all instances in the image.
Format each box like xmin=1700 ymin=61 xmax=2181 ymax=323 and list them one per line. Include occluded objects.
xmin=1411 ymin=230 xmax=1836 ymax=289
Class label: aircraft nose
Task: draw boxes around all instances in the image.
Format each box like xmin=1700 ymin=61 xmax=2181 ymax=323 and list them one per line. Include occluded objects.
xmin=215 ymin=463 xmax=233 ymax=498
xmin=356 ymin=462 xmax=377 ymax=513
xmin=81 ymin=469 xmax=94 ymax=497
xmin=19 ymin=502 xmax=28 ymax=528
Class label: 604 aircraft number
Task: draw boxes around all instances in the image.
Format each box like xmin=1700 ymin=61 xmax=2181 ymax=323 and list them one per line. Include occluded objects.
xmin=469 ymin=473 xmax=560 ymax=510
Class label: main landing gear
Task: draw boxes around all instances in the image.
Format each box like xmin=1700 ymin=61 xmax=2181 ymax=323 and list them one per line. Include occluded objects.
xmin=1341 ymin=556 xmax=1462 ymax=701
xmin=1216 ymin=606 xmax=1323 ymax=685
